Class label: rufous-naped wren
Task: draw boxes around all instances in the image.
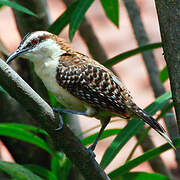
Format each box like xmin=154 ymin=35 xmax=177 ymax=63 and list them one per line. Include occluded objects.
xmin=6 ymin=31 xmax=175 ymax=150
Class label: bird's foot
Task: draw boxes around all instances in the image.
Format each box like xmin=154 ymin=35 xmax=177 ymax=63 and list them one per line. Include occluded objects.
xmin=53 ymin=108 xmax=64 ymax=130
xmin=87 ymin=146 xmax=96 ymax=159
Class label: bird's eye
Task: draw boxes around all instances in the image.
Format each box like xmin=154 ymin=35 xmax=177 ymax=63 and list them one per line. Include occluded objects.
xmin=31 ymin=39 xmax=39 ymax=46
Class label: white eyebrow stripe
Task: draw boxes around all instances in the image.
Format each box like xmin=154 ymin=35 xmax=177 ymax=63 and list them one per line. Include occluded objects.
xmin=20 ymin=31 xmax=52 ymax=48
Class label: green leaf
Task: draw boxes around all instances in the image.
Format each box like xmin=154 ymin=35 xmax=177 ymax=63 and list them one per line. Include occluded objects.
xmin=48 ymin=1 xmax=78 ymax=35
xmin=51 ymin=154 xmax=62 ymax=179
xmin=103 ymin=43 xmax=162 ymax=68
xmin=24 ymin=164 xmax=58 ymax=180
xmin=51 ymin=153 xmax=71 ymax=180
xmin=0 ymin=0 xmax=37 ymax=17
xmin=100 ymin=0 xmax=119 ymax=27
xmin=145 ymin=91 xmax=172 ymax=115
xmin=69 ymin=0 xmax=94 ymax=41
xmin=48 ymin=91 xmax=58 ymax=106
xmin=0 ymin=85 xmax=8 ymax=95
xmin=0 ymin=124 xmax=54 ymax=155
xmin=0 ymin=160 xmax=43 ymax=180
xmin=109 ymin=137 xmax=180 ymax=178
xmin=159 ymin=66 xmax=168 ymax=83
xmin=82 ymin=128 xmax=121 ymax=146
xmin=111 ymin=172 xmax=170 ymax=180
xmin=100 ymin=120 xmax=142 ymax=169
xmin=62 ymin=158 xmax=71 ymax=180
xmin=1 ymin=123 xmax=48 ymax=136
xmin=100 ymin=91 xmax=172 ymax=169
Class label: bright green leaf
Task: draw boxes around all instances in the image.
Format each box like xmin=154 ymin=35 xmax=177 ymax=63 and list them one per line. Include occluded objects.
xmin=100 ymin=0 xmax=119 ymax=27
xmin=159 ymin=66 xmax=169 ymax=83
xmin=62 ymin=158 xmax=71 ymax=180
xmin=100 ymin=120 xmax=142 ymax=169
xmin=0 ymin=0 xmax=37 ymax=17
xmin=82 ymin=128 xmax=121 ymax=146
xmin=24 ymin=164 xmax=58 ymax=180
xmin=111 ymin=172 xmax=170 ymax=180
xmin=103 ymin=43 xmax=162 ymax=68
xmin=48 ymin=1 xmax=78 ymax=35
xmin=69 ymin=0 xmax=94 ymax=41
xmin=51 ymin=154 xmax=62 ymax=179
xmin=51 ymin=152 xmax=71 ymax=180
xmin=48 ymin=91 xmax=58 ymax=106
xmin=0 ymin=123 xmax=48 ymax=136
xmin=109 ymin=137 xmax=180 ymax=178
xmin=0 ymin=85 xmax=8 ymax=95
xmin=0 ymin=124 xmax=54 ymax=155
xmin=0 ymin=160 xmax=43 ymax=180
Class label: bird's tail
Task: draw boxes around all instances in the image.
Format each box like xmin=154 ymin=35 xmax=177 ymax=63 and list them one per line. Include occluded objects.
xmin=135 ymin=107 xmax=175 ymax=150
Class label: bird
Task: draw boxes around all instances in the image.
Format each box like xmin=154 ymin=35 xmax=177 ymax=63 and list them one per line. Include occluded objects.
xmin=6 ymin=31 xmax=175 ymax=151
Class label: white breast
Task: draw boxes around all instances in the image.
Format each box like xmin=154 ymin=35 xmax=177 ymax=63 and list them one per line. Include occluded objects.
xmin=34 ymin=59 xmax=89 ymax=112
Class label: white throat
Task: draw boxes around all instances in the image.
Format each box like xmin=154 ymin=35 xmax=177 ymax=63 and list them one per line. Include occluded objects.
xmin=23 ymin=38 xmax=66 ymax=63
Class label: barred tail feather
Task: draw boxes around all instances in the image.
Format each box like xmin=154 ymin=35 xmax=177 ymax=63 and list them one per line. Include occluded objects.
xmin=135 ymin=108 xmax=175 ymax=150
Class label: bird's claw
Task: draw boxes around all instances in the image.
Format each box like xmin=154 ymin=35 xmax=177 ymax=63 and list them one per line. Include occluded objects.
xmin=87 ymin=146 xmax=96 ymax=159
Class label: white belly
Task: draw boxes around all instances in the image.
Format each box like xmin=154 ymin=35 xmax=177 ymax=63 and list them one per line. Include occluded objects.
xmin=34 ymin=60 xmax=88 ymax=112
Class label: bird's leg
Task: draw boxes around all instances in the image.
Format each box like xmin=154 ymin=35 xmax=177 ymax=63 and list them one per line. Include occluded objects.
xmin=55 ymin=113 xmax=64 ymax=130
xmin=88 ymin=117 xmax=110 ymax=151
xmin=53 ymin=108 xmax=88 ymax=130
xmin=53 ymin=108 xmax=88 ymax=116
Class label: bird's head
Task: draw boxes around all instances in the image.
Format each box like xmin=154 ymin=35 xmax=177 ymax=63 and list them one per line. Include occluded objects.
xmin=6 ymin=31 xmax=66 ymax=64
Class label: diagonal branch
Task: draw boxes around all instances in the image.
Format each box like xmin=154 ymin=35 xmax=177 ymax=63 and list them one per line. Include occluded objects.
xmin=0 ymin=58 xmax=110 ymax=180
xmin=154 ymin=0 xmax=180 ymax=169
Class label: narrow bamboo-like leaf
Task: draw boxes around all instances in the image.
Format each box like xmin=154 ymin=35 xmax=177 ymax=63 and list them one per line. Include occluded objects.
xmin=0 ymin=124 xmax=54 ymax=154
xmin=48 ymin=1 xmax=78 ymax=35
xmin=100 ymin=91 xmax=172 ymax=169
xmin=0 ymin=85 xmax=8 ymax=94
xmin=24 ymin=164 xmax=58 ymax=180
xmin=62 ymin=158 xmax=71 ymax=180
xmin=109 ymin=138 xmax=180 ymax=178
xmin=48 ymin=91 xmax=58 ymax=106
xmin=51 ymin=153 xmax=65 ymax=179
xmin=111 ymin=172 xmax=170 ymax=180
xmin=51 ymin=152 xmax=71 ymax=180
xmin=0 ymin=0 xmax=37 ymax=17
xmin=100 ymin=120 xmax=142 ymax=169
xmin=82 ymin=128 xmax=121 ymax=146
xmin=51 ymin=155 xmax=62 ymax=179
xmin=103 ymin=43 xmax=162 ymax=68
xmin=159 ymin=66 xmax=168 ymax=83
xmin=100 ymin=0 xmax=119 ymax=27
xmin=0 ymin=160 xmax=43 ymax=180
xmin=0 ymin=123 xmax=48 ymax=136
xmin=69 ymin=0 xmax=94 ymax=41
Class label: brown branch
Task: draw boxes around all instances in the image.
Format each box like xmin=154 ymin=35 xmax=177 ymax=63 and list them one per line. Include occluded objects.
xmin=0 ymin=58 xmax=110 ymax=180
xmin=154 ymin=0 xmax=180 ymax=168
xmin=122 ymin=0 xmax=175 ymax=177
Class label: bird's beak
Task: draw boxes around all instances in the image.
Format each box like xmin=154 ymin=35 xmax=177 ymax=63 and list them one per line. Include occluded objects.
xmin=6 ymin=48 xmax=30 ymax=64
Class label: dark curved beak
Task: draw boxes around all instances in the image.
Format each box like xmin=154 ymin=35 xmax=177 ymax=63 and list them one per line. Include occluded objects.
xmin=6 ymin=48 xmax=30 ymax=64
